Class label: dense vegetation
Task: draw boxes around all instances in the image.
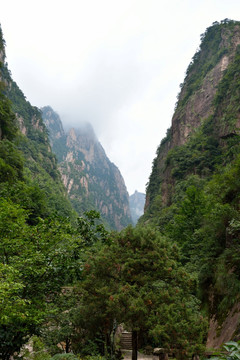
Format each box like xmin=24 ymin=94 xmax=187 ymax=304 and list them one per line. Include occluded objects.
xmin=142 ymin=19 xmax=240 ymax=333
xmin=41 ymin=106 xmax=132 ymax=231
xmin=0 ymin=106 xmax=206 ymax=358
xmin=0 ymin=25 xmax=205 ymax=360
xmin=1 ymin=19 xmax=240 ymax=360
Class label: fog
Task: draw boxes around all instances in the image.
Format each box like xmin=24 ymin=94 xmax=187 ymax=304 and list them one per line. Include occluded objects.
xmin=1 ymin=0 xmax=240 ymax=193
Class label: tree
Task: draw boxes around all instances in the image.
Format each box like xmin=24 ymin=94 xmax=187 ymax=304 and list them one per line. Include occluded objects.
xmin=0 ymin=199 xmax=41 ymax=359
xmin=76 ymin=226 xmax=207 ymax=360
xmin=166 ymin=185 xmax=207 ymax=264
xmin=36 ymin=211 xmax=110 ymax=357
xmin=0 ymin=198 xmax=84 ymax=359
xmin=0 ymin=82 xmax=17 ymax=141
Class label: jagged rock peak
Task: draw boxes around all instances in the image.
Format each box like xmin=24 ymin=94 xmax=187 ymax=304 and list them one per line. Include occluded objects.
xmin=72 ymin=122 xmax=97 ymax=140
xmin=41 ymin=106 xmax=64 ymax=142
xmin=172 ymin=20 xmax=240 ymax=148
xmin=142 ymin=20 xmax=240 ymax=348
xmin=145 ymin=19 xmax=240 ymax=212
xmin=42 ymin=107 xmax=132 ymax=230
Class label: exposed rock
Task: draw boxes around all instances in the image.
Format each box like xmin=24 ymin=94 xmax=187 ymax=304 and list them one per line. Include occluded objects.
xmin=16 ymin=115 xmax=27 ymax=135
xmin=42 ymin=106 xmax=132 ymax=230
xmin=206 ymin=303 xmax=240 ymax=349
xmin=41 ymin=106 xmax=64 ymax=141
xmin=172 ymin=55 xmax=229 ymax=148
xmin=0 ymin=28 xmax=74 ymax=219
xmin=143 ymin=21 xmax=240 ymax=349
xmin=145 ymin=21 xmax=240 ymax=210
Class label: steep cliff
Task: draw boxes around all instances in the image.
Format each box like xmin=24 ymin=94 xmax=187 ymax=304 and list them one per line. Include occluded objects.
xmin=42 ymin=106 xmax=132 ymax=230
xmin=142 ymin=19 xmax=240 ymax=349
xmin=0 ymin=26 xmax=74 ymax=220
xmin=144 ymin=19 xmax=240 ymax=215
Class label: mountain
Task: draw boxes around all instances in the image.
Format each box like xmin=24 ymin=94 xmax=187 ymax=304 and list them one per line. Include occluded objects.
xmin=141 ymin=19 xmax=240 ymax=348
xmin=42 ymin=106 xmax=132 ymax=230
xmin=129 ymin=190 xmax=145 ymax=225
xmin=3 ymin=18 xmax=240 ymax=355
xmin=0 ymin=21 xmax=132 ymax=231
xmin=144 ymin=19 xmax=240 ymax=215
xmin=0 ymin=27 xmax=74 ymax=222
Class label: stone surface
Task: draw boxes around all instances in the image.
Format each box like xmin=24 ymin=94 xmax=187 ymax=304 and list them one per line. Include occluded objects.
xmin=42 ymin=106 xmax=132 ymax=230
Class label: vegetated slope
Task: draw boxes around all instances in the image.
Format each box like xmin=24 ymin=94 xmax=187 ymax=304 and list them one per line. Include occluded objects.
xmin=42 ymin=106 xmax=132 ymax=230
xmin=0 ymin=25 xmax=84 ymax=359
xmin=0 ymin=23 xmax=210 ymax=359
xmin=141 ymin=19 xmax=240 ymax=348
xmin=0 ymin=26 xmax=74 ymax=221
xmin=129 ymin=190 xmax=145 ymax=225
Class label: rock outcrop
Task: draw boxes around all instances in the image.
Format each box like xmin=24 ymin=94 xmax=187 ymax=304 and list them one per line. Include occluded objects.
xmin=145 ymin=20 xmax=240 ymax=213
xmin=42 ymin=106 xmax=132 ymax=230
xmin=0 ymin=27 xmax=73 ymax=219
xmin=142 ymin=19 xmax=240 ymax=349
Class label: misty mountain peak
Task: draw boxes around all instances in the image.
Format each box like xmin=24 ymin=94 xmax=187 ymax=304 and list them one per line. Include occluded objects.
xmin=129 ymin=191 xmax=145 ymax=225
xmin=42 ymin=107 xmax=132 ymax=230
xmin=41 ymin=106 xmax=64 ymax=142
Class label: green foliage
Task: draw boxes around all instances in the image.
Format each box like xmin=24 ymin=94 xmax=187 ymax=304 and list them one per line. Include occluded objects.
xmin=51 ymin=135 xmax=68 ymax=162
xmin=145 ymin=20 xmax=240 ymax=223
xmin=42 ymin=108 xmax=132 ymax=230
xmin=58 ymin=153 xmax=131 ymax=230
xmin=0 ymin=263 xmax=26 ymax=325
xmin=0 ymin=139 xmax=24 ymax=182
xmin=72 ymin=226 xmax=207 ymax=359
xmin=214 ymin=45 xmax=240 ymax=133
xmin=0 ymin=53 xmax=76 ymax=222
xmin=0 ymin=82 xmax=17 ymax=140
xmin=165 ymin=185 xmax=207 ymax=263
xmin=144 ymin=22 xmax=240 ymax=330
xmin=0 ymin=196 xmax=87 ymax=359
xmin=51 ymin=355 xmax=81 ymax=360
xmin=21 ymin=336 xmax=52 ymax=360
xmin=41 ymin=289 xmax=79 ymax=356
xmin=166 ymin=117 xmax=221 ymax=181
xmin=34 ymin=214 xmax=109 ymax=357
xmin=0 ymin=199 xmax=43 ymax=359
xmin=77 ymin=210 xmax=110 ymax=247
xmin=211 ymin=341 xmax=240 ymax=360
xmin=2 ymin=19 xmax=240 ymax=360
xmin=160 ymin=152 xmax=240 ymax=317
xmin=145 ymin=128 xmax=172 ymax=209
xmin=0 ymin=138 xmax=74 ymax=223
xmin=177 ymin=20 xmax=238 ymax=109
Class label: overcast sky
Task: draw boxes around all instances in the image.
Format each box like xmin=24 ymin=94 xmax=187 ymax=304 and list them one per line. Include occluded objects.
xmin=1 ymin=0 xmax=240 ymax=194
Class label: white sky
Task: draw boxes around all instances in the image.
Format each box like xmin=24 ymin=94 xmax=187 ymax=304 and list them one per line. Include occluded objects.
xmin=1 ymin=0 xmax=240 ymax=194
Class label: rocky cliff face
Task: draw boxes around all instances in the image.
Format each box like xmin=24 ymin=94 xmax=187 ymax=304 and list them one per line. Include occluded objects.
xmin=143 ymin=19 xmax=240 ymax=350
xmin=129 ymin=191 xmax=145 ymax=225
xmin=145 ymin=20 xmax=240 ymax=213
xmin=43 ymin=106 xmax=64 ymax=141
xmin=0 ymin=28 xmax=73 ymax=219
xmin=42 ymin=106 xmax=132 ymax=230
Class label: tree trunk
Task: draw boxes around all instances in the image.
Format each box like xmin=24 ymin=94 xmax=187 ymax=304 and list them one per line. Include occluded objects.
xmin=132 ymin=330 xmax=138 ymax=360
xmin=65 ymin=338 xmax=71 ymax=353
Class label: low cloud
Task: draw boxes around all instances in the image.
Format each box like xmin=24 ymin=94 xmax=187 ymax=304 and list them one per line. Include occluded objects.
xmin=2 ymin=0 xmax=240 ymax=193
